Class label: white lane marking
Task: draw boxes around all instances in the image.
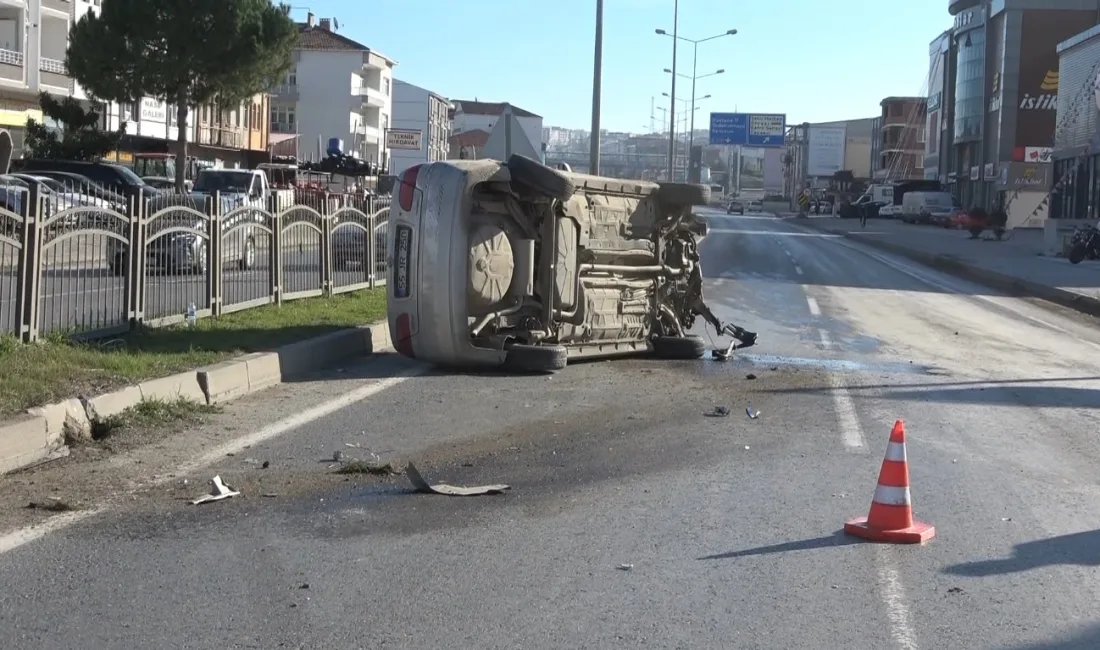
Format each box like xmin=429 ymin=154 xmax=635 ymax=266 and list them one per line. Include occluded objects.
xmin=827 ymin=372 xmax=864 ymax=449
xmin=794 ymin=265 xmax=804 ymax=275
xmin=875 ymin=546 xmax=920 ymax=650
xmin=707 ymin=228 xmax=842 ymax=237
xmin=818 ymin=328 xmax=834 ymax=349
xmin=806 ymin=296 xmax=821 ymax=316
xmin=0 ymin=367 xmax=425 ymax=557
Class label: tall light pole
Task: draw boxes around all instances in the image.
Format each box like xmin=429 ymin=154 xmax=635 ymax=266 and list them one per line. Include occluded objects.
xmin=660 ymin=0 xmax=679 ymax=180
xmin=656 ymin=28 xmax=736 ymax=181
xmin=663 ymin=92 xmax=709 ymax=166
xmin=589 ymin=0 xmax=604 ymax=175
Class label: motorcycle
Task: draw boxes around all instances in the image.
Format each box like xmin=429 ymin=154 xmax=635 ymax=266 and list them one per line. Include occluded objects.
xmin=1068 ymin=224 xmax=1100 ymax=264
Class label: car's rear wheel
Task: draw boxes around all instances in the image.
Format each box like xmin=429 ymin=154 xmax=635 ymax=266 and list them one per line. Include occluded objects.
xmin=503 ymin=343 xmax=568 ymax=373
xmin=651 ymin=335 xmax=707 ymax=360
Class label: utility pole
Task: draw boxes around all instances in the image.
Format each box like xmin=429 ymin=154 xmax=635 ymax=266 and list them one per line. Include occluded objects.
xmin=665 ymin=0 xmax=678 ymax=181
xmin=589 ymin=0 xmax=603 ymax=175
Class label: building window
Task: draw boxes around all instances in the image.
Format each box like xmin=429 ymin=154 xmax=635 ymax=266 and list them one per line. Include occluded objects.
xmin=953 ymin=27 xmax=985 ymax=142
xmin=270 ymin=105 xmax=295 ymax=132
xmin=383 ymin=77 xmax=390 ymax=96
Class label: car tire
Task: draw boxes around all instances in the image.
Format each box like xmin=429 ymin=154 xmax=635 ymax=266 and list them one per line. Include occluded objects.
xmin=657 ymin=182 xmax=710 ymax=206
xmin=507 ymin=154 xmax=576 ymax=202
xmin=651 ymin=335 xmax=707 ymax=360
xmin=238 ymin=236 xmax=257 ymax=270
xmin=503 ymin=343 xmax=568 ymax=373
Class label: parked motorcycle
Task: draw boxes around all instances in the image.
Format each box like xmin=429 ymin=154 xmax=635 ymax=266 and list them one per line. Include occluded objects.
xmin=1068 ymin=224 xmax=1100 ymax=264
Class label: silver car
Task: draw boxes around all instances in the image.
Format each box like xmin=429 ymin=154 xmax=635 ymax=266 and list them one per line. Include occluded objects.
xmin=386 ymin=156 xmax=757 ymax=372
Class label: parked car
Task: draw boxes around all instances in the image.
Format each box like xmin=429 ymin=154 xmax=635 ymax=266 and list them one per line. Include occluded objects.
xmin=727 ymin=200 xmax=744 ymax=215
xmin=901 ymin=191 xmax=958 ymax=225
xmin=747 ymin=200 xmax=764 ymax=212
xmin=11 ymin=159 xmax=159 ymax=199
xmin=387 ymin=155 xmax=757 ymax=371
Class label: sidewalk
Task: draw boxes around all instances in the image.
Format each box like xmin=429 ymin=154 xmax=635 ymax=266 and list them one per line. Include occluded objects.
xmin=794 ymin=217 xmax=1100 ymax=317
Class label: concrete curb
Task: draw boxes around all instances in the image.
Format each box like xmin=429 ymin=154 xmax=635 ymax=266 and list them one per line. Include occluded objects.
xmin=2 ymin=320 xmax=392 ymax=475
xmin=796 ymin=220 xmax=1100 ymax=319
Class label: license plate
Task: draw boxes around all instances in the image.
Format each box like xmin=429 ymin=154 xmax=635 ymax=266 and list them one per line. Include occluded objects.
xmin=394 ymin=225 xmax=411 ymax=299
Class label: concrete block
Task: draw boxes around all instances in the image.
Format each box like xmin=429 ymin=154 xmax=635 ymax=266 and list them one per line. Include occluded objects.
xmin=138 ymin=371 xmax=206 ymax=404
xmin=27 ymin=398 xmax=91 ymax=445
xmin=276 ymin=328 xmax=371 ymax=377
xmin=0 ymin=413 xmax=50 ymax=474
xmin=243 ymin=352 xmax=282 ymax=391
xmin=365 ymin=321 xmax=391 ymax=353
xmin=87 ymin=385 xmax=143 ymax=420
xmin=196 ymin=359 xmax=252 ymax=404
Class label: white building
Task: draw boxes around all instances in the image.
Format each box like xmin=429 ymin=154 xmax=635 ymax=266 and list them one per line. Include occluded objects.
xmin=450 ymin=101 xmax=543 ymax=157
xmin=269 ymin=15 xmax=394 ymax=168
xmin=389 ymin=79 xmax=451 ymax=176
xmin=0 ymin=0 xmax=80 ymax=152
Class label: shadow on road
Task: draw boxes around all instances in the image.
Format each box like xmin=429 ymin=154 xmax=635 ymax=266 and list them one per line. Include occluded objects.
xmin=762 ymin=375 xmax=1100 ymax=409
xmin=698 ymin=531 xmax=862 ymax=560
xmin=945 ymin=528 xmax=1100 ymax=578
xmin=1000 ymin=622 xmax=1100 ymax=650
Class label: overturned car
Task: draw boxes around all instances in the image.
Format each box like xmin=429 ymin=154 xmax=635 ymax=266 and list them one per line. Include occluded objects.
xmin=387 ymin=155 xmax=756 ymax=372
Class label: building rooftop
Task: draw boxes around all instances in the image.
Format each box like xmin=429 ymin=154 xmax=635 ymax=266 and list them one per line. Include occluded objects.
xmin=450 ymin=129 xmax=491 ymax=148
xmin=296 ymin=20 xmax=394 ymax=63
xmin=880 ymin=96 xmax=927 ymax=106
xmin=451 ymin=100 xmax=540 ymax=119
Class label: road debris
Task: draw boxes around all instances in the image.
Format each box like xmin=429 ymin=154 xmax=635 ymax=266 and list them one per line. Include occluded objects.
xmin=746 ymin=406 xmax=760 ymax=419
xmin=745 ymin=373 xmax=757 ymax=380
xmin=712 ymin=340 xmax=737 ymax=361
xmin=616 ymin=564 xmax=634 ymax=571
xmin=406 ymin=462 xmax=510 ymax=496
xmin=190 ymin=475 xmax=240 ymax=505
xmin=705 ymin=406 xmax=730 ymax=418
xmin=25 ymin=498 xmax=74 ymax=512
xmin=333 ymin=460 xmax=400 ymax=476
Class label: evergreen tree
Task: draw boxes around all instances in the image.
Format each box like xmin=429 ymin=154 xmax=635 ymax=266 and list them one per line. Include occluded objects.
xmin=24 ymin=92 xmax=123 ymax=161
xmin=66 ymin=0 xmax=298 ymax=189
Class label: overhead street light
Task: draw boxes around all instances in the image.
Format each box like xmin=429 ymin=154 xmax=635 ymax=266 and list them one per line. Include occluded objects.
xmin=655 ymin=27 xmax=737 ymax=181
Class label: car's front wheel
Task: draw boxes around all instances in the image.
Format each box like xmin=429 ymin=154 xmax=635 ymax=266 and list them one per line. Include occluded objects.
xmin=651 ymin=335 xmax=707 ymax=359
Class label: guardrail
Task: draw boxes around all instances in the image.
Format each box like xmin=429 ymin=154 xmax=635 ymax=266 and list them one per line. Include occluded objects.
xmin=0 ymin=182 xmax=390 ymax=341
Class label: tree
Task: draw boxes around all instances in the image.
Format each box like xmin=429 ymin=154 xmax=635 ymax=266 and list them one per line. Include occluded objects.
xmin=24 ymin=92 xmax=123 ymax=161
xmin=65 ymin=0 xmax=298 ymax=190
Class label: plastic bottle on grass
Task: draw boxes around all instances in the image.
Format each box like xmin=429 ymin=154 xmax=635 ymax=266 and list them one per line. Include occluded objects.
xmin=186 ymin=302 xmax=197 ymax=328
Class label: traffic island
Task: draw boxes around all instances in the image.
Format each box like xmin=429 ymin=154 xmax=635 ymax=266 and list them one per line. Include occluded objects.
xmin=0 ymin=289 xmax=390 ymax=473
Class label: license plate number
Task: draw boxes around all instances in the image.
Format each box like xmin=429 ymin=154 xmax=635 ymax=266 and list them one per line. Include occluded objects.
xmin=394 ymin=225 xmax=411 ymax=298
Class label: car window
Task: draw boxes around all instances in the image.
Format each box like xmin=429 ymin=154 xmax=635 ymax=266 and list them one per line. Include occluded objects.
xmin=111 ymin=165 xmax=146 ymax=187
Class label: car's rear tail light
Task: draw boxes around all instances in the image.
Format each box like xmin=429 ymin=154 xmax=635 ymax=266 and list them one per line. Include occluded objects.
xmin=398 ymin=164 xmax=421 ymax=212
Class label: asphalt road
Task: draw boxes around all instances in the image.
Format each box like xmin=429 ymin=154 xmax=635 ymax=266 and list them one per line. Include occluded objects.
xmin=3 ymin=209 xmax=1100 ymax=648
xmin=0 ymin=246 xmax=384 ymax=333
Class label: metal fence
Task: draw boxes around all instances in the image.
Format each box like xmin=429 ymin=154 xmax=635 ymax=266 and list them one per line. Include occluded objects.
xmin=0 ymin=180 xmax=389 ymax=341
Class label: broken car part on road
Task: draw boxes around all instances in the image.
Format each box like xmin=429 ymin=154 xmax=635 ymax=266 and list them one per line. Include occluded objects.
xmin=387 ymin=155 xmax=756 ymax=373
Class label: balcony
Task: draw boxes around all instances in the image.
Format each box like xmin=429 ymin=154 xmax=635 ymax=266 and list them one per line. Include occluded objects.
xmin=0 ymin=47 xmax=22 ymax=83
xmin=356 ymin=85 xmax=386 ymax=108
xmin=197 ymin=125 xmax=245 ymax=150
xmin=39 ymin=56 xmax=69 ymax=90
xmin=270 ymin=83 xmax=298 ymax=100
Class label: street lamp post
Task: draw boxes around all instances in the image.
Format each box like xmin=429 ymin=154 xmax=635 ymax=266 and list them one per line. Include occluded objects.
xmin=655 ymin=27 xmax=736 ymax=182
xmin=663 ymin=0 xmax=679 ymax=181
xmin=589 ymin=0 xmax=603 ymax=175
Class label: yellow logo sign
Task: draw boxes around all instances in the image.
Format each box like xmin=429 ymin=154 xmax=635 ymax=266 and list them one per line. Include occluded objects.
xmin=1041 ymin=70 xmax=1059 ymax=91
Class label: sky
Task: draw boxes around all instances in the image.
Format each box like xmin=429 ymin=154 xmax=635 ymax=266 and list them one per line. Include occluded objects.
xmin=294 ymin=0 xmax=953 ymax=132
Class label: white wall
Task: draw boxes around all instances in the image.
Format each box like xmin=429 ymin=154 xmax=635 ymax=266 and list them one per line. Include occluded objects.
xmin=390 ymin=80 xmax=429 ymax=176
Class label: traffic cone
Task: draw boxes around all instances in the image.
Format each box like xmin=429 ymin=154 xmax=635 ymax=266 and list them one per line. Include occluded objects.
xmin=844 ymin=420 xmax=935 ymax=544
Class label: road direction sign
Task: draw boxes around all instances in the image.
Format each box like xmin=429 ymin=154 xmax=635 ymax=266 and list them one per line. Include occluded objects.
xmin=709 ymin=112 xmax=787 ymax=147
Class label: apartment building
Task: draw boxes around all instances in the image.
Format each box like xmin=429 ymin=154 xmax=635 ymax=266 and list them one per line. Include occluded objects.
xmin=0 ymin=0 xmax=81 ymax=153
xmin=97 ymin=93 xmax=270 ymax=168
xmin=875 ymin=97 xmax=926 ymax=181
xmin=389 ymin=79 xmax=450 ymax=176
xmin=269 ymin=14 xmax=395 ymax=168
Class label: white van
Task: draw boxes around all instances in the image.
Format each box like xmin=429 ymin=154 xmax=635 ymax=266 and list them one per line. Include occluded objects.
xmin=386 ymin=155 xmax=758 ymax=372
xmin=901 ymin=191 xmax=958 ymax=225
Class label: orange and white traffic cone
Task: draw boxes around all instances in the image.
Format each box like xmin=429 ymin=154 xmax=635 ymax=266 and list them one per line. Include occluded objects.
xmin=844 ymin=420 xmax=935 ymax=544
